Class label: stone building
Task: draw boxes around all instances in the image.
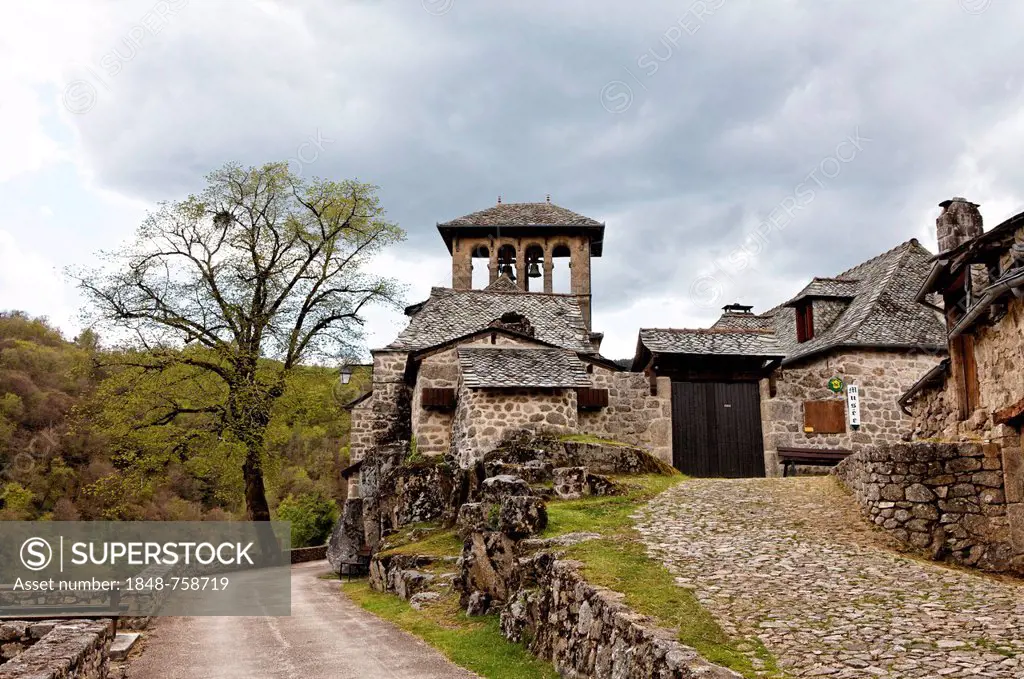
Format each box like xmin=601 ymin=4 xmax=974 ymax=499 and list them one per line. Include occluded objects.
xmin=836 ymin=197 xmax=1024 ymax=573
xmin=635 ymin=239 xmax=947 ymax=477
xmin=345 ymin=200 xmax=673 ymax=492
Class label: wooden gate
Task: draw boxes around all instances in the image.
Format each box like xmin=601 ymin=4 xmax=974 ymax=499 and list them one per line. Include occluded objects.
xmin=671 ymin=381 xmax=765 ymax=477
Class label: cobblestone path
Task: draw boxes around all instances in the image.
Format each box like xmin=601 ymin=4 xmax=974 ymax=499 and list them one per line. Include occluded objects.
xmin=635 ymin=477 xmax=1024 ymax=678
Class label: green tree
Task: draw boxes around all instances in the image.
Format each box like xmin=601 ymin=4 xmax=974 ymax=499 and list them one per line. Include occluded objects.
xmin=275 ymin=491 xmax=339 ymax=548
xmin=73 ymin=162 xmax=404 ymax=520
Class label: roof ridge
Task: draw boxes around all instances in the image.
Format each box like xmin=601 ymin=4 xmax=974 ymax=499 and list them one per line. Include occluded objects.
xmin=833 ymin=238 xmax=920 ymax=280
xmin=643 ymin=327 xmax=775 ymax=335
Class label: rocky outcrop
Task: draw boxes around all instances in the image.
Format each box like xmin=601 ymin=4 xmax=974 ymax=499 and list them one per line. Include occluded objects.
xmin=484 ymin=430 xmax=674 ymax=477
xmin=478 ymin=475 xmax=533 ymax=503
xmin=327 ymin=498 xmax=366 ymax=571
xmin=498 ymin=496 xmax=548 ymax=538
xmin=553 ymin=466 xmax=588 ymax=499
xmin=457 ymin=531 xmax=520 ymax=607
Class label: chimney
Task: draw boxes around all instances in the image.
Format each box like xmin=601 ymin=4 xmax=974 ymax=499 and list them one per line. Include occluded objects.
xmin=546 ymin=194 xmax=551 ymax=204
xmin=936 ymin=197 xmax=983 ymax=253
xmin=497 ymin=195 xmax=502 ymax=204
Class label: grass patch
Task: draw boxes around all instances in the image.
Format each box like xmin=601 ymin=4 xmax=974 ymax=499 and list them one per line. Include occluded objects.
xmin=344 ymin=581 xmax=558 ymax=679
xmin=377 ymin=523 xmax=464 ymax=559
xmin=558 ymin=433 xmax=633 ymax=447
xmin=544 ymin=474 xmax=783 ymax=678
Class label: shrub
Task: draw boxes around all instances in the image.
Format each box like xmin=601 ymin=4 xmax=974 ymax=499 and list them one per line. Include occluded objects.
xmin=275 ymin=490 xmax=339 ymax=548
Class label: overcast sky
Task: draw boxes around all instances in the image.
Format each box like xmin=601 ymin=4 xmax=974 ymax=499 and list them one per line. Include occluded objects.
xmin=2 ymin=0 xmax=1023 ymax=359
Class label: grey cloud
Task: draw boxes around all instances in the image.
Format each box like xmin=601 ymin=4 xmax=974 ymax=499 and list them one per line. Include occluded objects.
xmin=57 ymin=0 xmax=1024 ymax=351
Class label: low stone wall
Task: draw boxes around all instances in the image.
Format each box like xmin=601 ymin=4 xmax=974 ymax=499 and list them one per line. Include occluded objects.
xmin=0 ymin=620 xmax=112 ymax=679
xmin=502 ymin=555 xmax=740 ymax=679
xmin=289 ymin=545 xmax=328 ymax=564
xmin=834 ymin=442 xmax=1024 ymax=573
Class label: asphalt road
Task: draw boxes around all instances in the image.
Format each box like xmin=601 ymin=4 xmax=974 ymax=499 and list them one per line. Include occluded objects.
xmin=124 ymin=560 xmax=478 ymax=679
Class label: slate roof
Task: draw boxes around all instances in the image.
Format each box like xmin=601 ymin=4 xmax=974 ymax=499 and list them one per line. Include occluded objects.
xmin=458 ymin=347 xmax=592 ymax=388
xmin=764 ymin=239 xmax=947 ymax=364
xmin=711 ymin=312 xmax=775 ymax=332
xmin=440 ymin=202 xmax=602 ymax=227
xmin=386 ymin=287 xmax=593 ymax=353
xmin=436 ymin=201 xmax=606 ymax=256
xmin=637 ymin=239 xmax=947 ymax=367
xmin=784 ymin=277 xmax=860 ymax=305
xmin=637 ymin=328 xmax=784 ymax=357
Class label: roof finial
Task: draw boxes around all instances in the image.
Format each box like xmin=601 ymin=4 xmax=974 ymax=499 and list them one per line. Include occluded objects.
xmin=497 ymin=195 xmax=502 ymax=204
xmin=546 ymin=194 xmax=551 ymax=204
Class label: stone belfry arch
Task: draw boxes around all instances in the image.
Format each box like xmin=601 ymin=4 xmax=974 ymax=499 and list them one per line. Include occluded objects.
xmin=437 ymin=197 xmax=605 ymax=329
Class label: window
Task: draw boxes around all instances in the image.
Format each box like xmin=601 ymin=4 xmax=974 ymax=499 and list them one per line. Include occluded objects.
xmin=803 ymin=400 xmax=845 ymax=434
xmin=421 ymin=388 xmax=456 ymax=410
xmin=577 ymin=388 xmax=609 ymax=410
xmin=795 ymin=302 xmax=814 ymax=343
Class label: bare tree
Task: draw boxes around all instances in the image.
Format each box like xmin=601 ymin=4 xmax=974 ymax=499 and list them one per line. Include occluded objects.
xmin=73 ymin=162 xmax=405 ymax=520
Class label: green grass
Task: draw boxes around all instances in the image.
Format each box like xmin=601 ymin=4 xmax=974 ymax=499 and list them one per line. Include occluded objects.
xmin=377 ymin=523 xmax=464 ymax=559
xmin=557 ymin=433 xmax=633 ymax=446
xmin=543 ymin=474 xmax=784 ymax=678
xmin=344 ymin=581 xmax=559 ymax=679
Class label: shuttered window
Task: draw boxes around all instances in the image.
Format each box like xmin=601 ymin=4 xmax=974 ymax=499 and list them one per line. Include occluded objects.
xmin=795 ymin=302 xmax=814 ymax=343
xmin=577 ymin=388 xmax=609 ymax=410
xmin=803 ymin=400 xmax=845 ymax=434
xmin=421 ymin=387 xmax=456 ymax=410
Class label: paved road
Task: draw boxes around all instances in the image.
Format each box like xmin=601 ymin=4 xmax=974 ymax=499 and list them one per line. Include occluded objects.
xmin=636 ymin=477 xmax=1024 ymax=678
xmin=125 ymin=560 xmax=477 ymax=679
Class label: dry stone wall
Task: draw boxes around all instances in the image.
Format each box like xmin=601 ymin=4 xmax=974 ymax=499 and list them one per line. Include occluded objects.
xmin=502 ymin=555 xmax=741 ymax=679
xmin=0 ymin=620 xmax=112 ymax=679
xmin=835 ymin=442 xmax=1024 ymax=574
xmin=451 ymin=387 xmax=577 ymax=465
xmin=579 ymin=368 xmax=672 ymax=464
xmin=761 ymin=349 xmax=943 ymax=476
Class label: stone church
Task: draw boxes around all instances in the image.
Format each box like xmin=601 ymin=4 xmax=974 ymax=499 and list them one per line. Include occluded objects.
xmin=345 ymin=200 xmax=672 ymax=489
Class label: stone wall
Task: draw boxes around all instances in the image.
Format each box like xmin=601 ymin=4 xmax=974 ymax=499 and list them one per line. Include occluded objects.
xmin=0 ymin=620 xmax=112 ymax=679
xmin=289 ymin=545 xmax=328 ymax=564
xmin=834 ymin=442 xmax=1024 ymax=574
xmin=451 ymin=387 xmax=578 ymax=466
xmin=761 ymin=349 xmax=943 ymax=476
xmin=974 ymin=296 xmax=1024 ymax=415
xmin=411 ymin=335 xmax=540 ymax=457
xmin=502 ymin=556 xmax=740 ymax=679
xmin=578 ymin=368 xmax=673 ymax=464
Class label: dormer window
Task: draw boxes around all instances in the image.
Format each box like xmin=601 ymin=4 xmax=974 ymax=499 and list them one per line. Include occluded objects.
xmin=795 ymin=302 xmax=814 ymax=343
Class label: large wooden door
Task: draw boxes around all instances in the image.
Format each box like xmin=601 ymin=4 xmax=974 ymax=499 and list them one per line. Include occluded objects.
xmin=671 ymin=381 xmax=765 ymax=477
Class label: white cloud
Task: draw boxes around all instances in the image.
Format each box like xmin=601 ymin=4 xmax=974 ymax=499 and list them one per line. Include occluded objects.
xmin=0 ymin=229 xmax=74 ymax=330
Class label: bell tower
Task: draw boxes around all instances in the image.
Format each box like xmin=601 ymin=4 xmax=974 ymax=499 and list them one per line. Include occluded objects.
xmin=436 ymin=198 xmax=605 ymax=328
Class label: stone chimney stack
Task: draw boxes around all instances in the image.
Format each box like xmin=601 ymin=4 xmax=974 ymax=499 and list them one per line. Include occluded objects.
xmin=936 ymin=197 xmax=983 ymax=253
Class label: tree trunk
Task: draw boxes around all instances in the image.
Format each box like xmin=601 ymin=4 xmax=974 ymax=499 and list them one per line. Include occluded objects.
xmin=243 ymin=446 xmax=272 ymax=522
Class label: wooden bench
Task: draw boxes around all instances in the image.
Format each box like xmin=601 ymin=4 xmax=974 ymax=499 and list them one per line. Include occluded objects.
xmin=777 ymin=446 xmax=852 ymax=477
xmin=338 ymin=546 xmax=373 ymax=580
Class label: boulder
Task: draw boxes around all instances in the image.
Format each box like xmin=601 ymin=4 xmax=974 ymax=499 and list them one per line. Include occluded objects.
xmin=553 ymin=467 xmax=588 ymax=499
xmin=456 ymin=502 xmax=494 ymax=537
xmin=409 ymin=592 xmax=441 ymax=611
xmin=458 ymin=531 xmax=520 ymax=605
xmin=466 ymin=591 xmax=492 ymax=617
xmin=499 ymin=496 xmax=548 ymax=538
xmin=479 ymin=475 xmax=532 ymax=503
xmin=586 ymin=472 xmax=620 ymax=496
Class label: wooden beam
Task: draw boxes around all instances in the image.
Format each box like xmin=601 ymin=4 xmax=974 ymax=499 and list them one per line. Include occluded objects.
xmin=994 ymin=396 xmax=1024 ymax=426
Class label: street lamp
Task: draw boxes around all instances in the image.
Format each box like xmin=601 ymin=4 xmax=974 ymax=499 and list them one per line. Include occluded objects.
xmin=340 ymin=365 xmax=352 ymax=385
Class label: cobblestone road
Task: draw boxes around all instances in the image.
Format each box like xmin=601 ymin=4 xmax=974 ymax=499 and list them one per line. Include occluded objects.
xmin=635 ymin=477 xmax=1024 ymax=678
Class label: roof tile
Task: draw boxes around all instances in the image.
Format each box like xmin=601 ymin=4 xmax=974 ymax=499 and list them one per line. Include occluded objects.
xmin=458 ymin=347 xmax=592 ymax=388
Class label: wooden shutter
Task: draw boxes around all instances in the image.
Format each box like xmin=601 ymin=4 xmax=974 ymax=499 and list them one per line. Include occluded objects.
xmin=803 ymin=400 xmax=846 ymax=434
xmin=577 ymin=388 xmax=609 ymax=410
xmin=952 ymin=334 xmax=980 ymax=418
xmin=795 ymin=303 xmax=814 ymax=343
xmin=421 ymin=387 xmax=456 ymax=410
